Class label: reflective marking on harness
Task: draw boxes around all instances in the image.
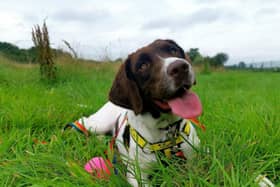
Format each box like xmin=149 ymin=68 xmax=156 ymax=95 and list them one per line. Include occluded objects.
xmin=164 ymin=148 xmax=172 ymax=158
xmin=184 ymin=120 xmax=191 ymax=136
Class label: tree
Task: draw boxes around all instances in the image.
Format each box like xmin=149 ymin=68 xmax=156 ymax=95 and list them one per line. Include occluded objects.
xmin=186 ymin=48 xmax=201 ymax=62
xmin=193 ymin=55 xmax=204 ymax=65
xmin=238 ymin=61 xmax=246 ymax=69
xmin=0 ymin=42 xmax=28 ymax=62
xmin=211 ymin=53 xmax=229 ymax=67
xmin=202 ymin=56 xmax=211 ymax=74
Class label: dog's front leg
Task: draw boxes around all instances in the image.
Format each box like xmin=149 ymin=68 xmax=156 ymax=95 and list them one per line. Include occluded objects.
xmin=127 ymin=171 xmax=139 ymax=187
xmin=126 ymin=167 xmax=149 ymax=187
xmin=126 ymin=148 xmax=155 ymax=187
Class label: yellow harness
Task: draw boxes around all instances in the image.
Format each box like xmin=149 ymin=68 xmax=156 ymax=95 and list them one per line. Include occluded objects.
xmin=129 ymin=119 xmax=195 ymax=158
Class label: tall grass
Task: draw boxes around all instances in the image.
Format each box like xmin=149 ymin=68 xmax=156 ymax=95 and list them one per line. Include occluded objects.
xmin=0 ymin=56 xmax=279 ymax=186
xmin=32 ymin=22 xmax=56 ymax=81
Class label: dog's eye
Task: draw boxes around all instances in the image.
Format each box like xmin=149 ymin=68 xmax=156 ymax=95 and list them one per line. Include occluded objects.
xmin=138 ymin=62 xmax=150 ymax=72
xmin=136 ymin=53 xmax=151 ymax=73
xmin=169 ymin=47 xmax=178 ymax=55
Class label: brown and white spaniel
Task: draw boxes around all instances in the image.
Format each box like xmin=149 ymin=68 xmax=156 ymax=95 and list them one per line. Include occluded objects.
xmin=73 ymin=39 xmax=202 ymax=186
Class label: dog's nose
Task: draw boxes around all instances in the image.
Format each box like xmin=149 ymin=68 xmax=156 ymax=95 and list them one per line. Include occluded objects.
xmin=167 ymin=60 xmax=189 ymax=78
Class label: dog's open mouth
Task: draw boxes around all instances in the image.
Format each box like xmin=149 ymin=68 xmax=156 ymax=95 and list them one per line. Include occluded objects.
xmin=154 ymin=87 xmax=202 ymax=119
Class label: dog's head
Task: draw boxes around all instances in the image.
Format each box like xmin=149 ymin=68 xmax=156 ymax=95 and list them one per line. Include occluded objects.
xmin=109 ymin=39 xmax=202 ymax=118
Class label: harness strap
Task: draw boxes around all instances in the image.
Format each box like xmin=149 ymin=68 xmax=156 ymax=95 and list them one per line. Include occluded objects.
xmin=64 ymin=121 xmax=89 ymax=136
xmin=129 ymin=120 xmax=192 ymax=153
xmin=130 ymin=126 xmax=147 ymax=149
xmin=189 ymin=118 xmax=206 ymax=131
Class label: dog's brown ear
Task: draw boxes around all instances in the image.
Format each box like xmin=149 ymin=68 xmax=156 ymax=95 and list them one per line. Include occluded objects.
xmin=109 ymin=58 xmax=143 ymax=114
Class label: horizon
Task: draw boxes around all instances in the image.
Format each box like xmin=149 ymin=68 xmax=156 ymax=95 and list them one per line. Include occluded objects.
xmin=1 ymin=40 xmax=280 ymax=67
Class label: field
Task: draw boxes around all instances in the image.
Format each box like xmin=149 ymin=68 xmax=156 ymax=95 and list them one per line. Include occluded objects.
xmin=0 ymin=56 xmax=279 ymax=186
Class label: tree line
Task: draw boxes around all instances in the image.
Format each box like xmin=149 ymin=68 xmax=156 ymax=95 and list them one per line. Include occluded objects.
xmin=0 ymin=41 xmax=229 ymax=67
xmin=186 ymin=48 xmax=229 ymax=67
xmin=0 ymin=41 xmax=68 ymax=63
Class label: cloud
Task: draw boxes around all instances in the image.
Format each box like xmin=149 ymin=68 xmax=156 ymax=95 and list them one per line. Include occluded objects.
xmin=0 ymin=0 xmax=280 ymax=63
xmin=255 ymin=7 xmax=280 ymax=17
xmin=52 ymin=9 xmax=111 ymax=24
xmin=193 ymin=0 xmax=223 ymax=4
xmin=142 ymin=7 xmax=243 ymax=31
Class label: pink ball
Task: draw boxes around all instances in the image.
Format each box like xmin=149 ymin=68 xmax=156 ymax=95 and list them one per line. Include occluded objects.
xmin=84 ymin=157 xmax=112 ymax=179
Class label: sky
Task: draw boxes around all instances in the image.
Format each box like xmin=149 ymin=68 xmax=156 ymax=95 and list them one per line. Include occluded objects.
xmin=1 ymin=0 xmax=280 ymax=64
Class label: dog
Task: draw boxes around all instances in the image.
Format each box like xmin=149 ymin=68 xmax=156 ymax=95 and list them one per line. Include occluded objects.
xmin=71 ymin=39 xmax=203 ymax=186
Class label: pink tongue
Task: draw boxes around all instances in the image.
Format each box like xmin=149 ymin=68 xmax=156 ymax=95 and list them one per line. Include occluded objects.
xmin=167 ymin=91 xmax=202 ymax=119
